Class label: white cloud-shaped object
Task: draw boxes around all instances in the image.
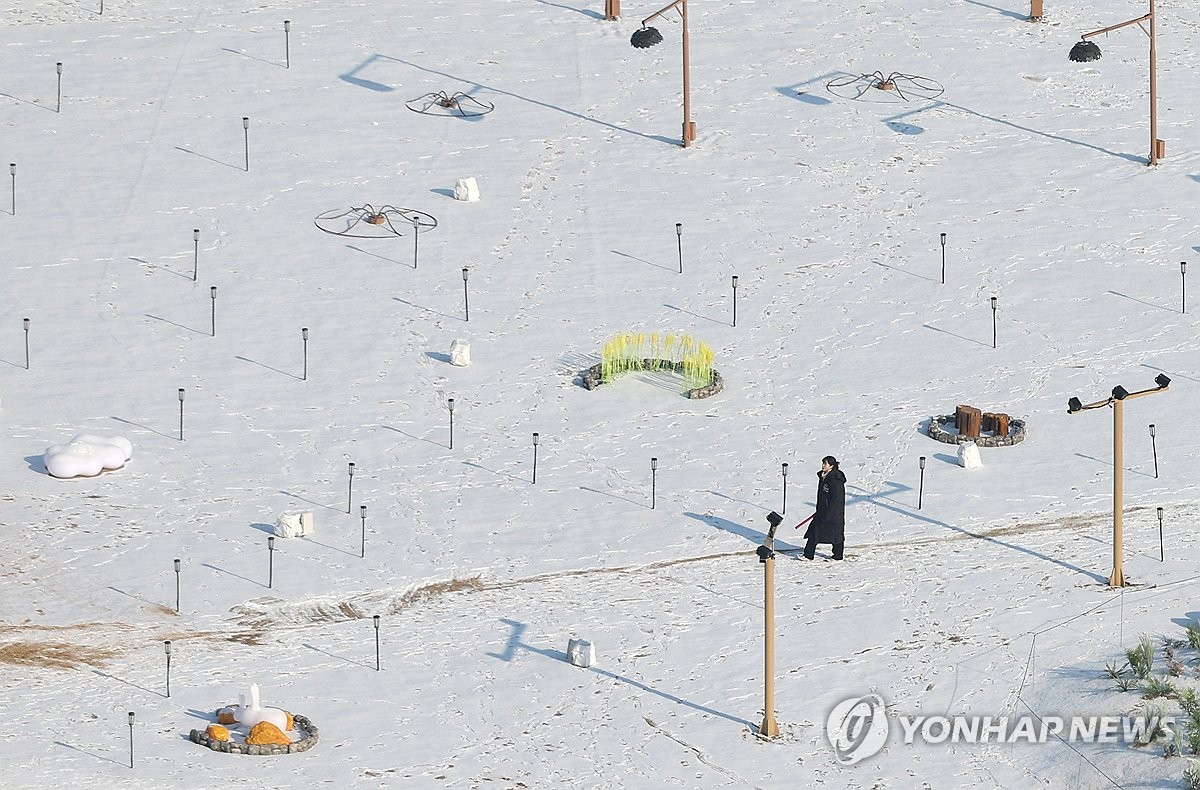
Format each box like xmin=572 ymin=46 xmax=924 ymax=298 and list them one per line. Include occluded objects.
xmin=44 ymin=434 xmax=133 ymax=479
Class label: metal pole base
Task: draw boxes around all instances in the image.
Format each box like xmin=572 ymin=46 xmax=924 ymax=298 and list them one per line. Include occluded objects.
xmin=759 ymin=716 xmax=780 ymax=738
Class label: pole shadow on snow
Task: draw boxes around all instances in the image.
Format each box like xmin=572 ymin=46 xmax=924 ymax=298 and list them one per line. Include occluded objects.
xmin=922 ymin=323 xmax=991 ymax=348
xmin=278 ymin=489 xmax=345 ymax=513
xmin=531 ymin=0 xmax=604 ymax=19
xmin=110 ymin=415 xmax=174 ymax=440
xmin=347 ymin=244 xmax=409 ymax=268
xmin=0 ymin=91 xmax=57 ymax=111
xmin=611 ymin=250 xmax=673 ymax=272
xmin=1073 ymin=452 xmax=1155 ymax=478
xmin=380 ymin=424 xmax=448 ymax=449
xmin=579 ymin=485 xmax=645 ymax=508
xmin=848 ymin=483 xmax=1108 ymax=583
xmin=875 ymin=260 xmax=938 ymax=282
xmin=1142 ymin=363 xmax=1200 ymax=384
xmin=201 ymin=561 xmax=267 ymax=588
xmin=129 ymin=256 xmax=192 ymax=280
xmin=173 ymin=146 xmax=243 ymax=171
xmin=664 ymin=303 xmax=726 ymax=326
xmin=303 ymin=641 xmax=373 ymax=669
xmin=92 ymin=668 xmax=156 ymax=696
xmin=347 ymin=54 xmax=676 ymax=145
xmin=144 ymin=313 xmax=208 ymax=336
xmin=683 ymin=512 xmax=804 ymax=555
xmin=1107 ymin=290 xmax=1174 ymax=312
xmin=236 ymin=355 xmax=303 ymax=380
xmin=52 ymin=740 xmax=126 ymax=767
xmin=463 ymin=460 xmax=525 ymax=484
xmin=393 ymin=297 xmax=459 ymax=322
xmin=488 ymin=618 xmax=752 ymax=727
xmin=221 ymin=47 xmax=283 ymax=68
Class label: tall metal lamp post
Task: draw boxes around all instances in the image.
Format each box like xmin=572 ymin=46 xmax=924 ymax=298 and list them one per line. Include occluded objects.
xmin=630 ymin=0 xmax=695 ymax=147
xmin=1068 ymin=0 xmax=1162 ymax=166
xmin=757 ymin=512 xmax=783 ymax=738
xmin=1067 ymin=373 xmax=1170 ymax=587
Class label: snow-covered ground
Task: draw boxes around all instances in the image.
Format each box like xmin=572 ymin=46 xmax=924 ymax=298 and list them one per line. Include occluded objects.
xmin=2 ymin=0 xmax=1200 ymax=787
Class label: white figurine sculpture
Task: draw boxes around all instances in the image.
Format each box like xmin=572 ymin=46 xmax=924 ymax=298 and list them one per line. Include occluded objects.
xmin=234 ymin=683 xmax=289 ymax=731
xmin=44 ymin=434 xmax=133 ymax=478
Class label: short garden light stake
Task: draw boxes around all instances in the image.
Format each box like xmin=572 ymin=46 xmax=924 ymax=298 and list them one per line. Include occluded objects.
xmin=990 ymin=296 xmax=998 ymax=348
xmin=8 ymin=163 xmax=14 ymax=215
xmin=411 ymin=214 xmax=421 ymax=269
xmin=373 ymin=615 xmax=381 ymax=671
xmin=267 ymin=535 xmax=275 ymax=588
xmin=675 ymin=222 xmax=683 ymax=274
xmin=448 ymin=398 xmax=455 ymax=449
xmin=127 ymin=712 xmax=135 ymax=768
xmin=284 ymin=21 xmax=291 ymax=69
xmin=173 ymin=558 xmax=181 ymax=611
xmin=242 ymin=117 xmax=250 ymax=172
xmin=347 ymin=462 xmax=355 ymax=513
xmin=1181 ymin=261 xmax=1187 ymax=314
xmin=651 ymin=456 xmax=658 ymax=509
xmin=918 ymin=456 xmax=926 ymax=509
xmin=209 ymin=286 xmax=217 ymax=336
xmin=56 ymin=62 xmax=62 ymax=113
xmin=301 ymin=327 xmax=308 ymax=380
xmin=781 ymin=462 xmax=788 ymax=514
xmin=164 ymin=640 xmax=172 ymax=698
xmin=192 ymin=229 xmax=200 ymax=281
xmin=729 ymin=273 xmax=739 ymax=326
xmin=1149 ymin=423 xmax=1158 ymax=478
xmin=23 ymin=317 xmax=30 ymax=369
xmin=177 ymin=388 xmax=185 ymax=441
xmin=359 ymin=505 xmax=367 ymax=558
xmin=532 ymin=432 xmax=540 ymax=484
xmin=1157 ymin=506 xmax=1165 ymax=561
xmin=939 ymin=232 xmax=946 ymax=284
xmin=462 ymin=267 xmax=470 ymax=322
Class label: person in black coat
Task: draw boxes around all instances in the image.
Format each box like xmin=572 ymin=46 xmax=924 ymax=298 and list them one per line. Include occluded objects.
xmin=803 ymin=455 xmax=846 ymax=560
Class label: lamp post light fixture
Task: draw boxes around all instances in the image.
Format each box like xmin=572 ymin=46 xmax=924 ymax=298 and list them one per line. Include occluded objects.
xmin=448 ymin=398 xmax=455 ymax=449
xmin=360 ymin=505 xmax=367 ymax=558
xmin=267 ymin=535 xmax=276 ymax=588
xmin=56 ymin=62 xmax=63 ymax=113
xmin=301 ymin=327 xmax=308 ymax=380
xmin=1068 ymin=0 xmax=1162 ymax=166
xmin=127 ymin=711 xmax=135 ymax=768
xmin=9 ymin=163 xmax=14 ymax=215
xmin=1181 ymin=261 xmax=1187 ymax=314
xmin=177 ymin=388 xmax=185 ymax=441
xmin=990 ymin=296 xmax=998 ymax=348
xmin=192 ymin=229 xmax=200 ymax=281
xmin=373 ymin=614 xmax=381 ymax=671
xmin=23 ymin=317 xmax=29 ymax=370
xmin=347 ymin=462 xmax=355 ymax=513
xmin=462 ymin=267 xmax=470 ymax=322
xmin=1157 ymin=506 xmax=1165 ymax=561
xmin=781 ymin=462 xmax=788 ymax=514
xmin=650 ymin=457 xmax=658 ymax=509
xmin=174 ymin=558 xmax=181 ymax=611
xmin=675 ymin=222 xmax=683 ymax=273
xmin=918 ymin=456 xmax=926 ymax=510
xmin=630 ymin=0 xmax=695 ymax=147
xmin=758 ymin=511 xmax=784 ymax=739
xmin=209 ymin=286 xmax=217 ymax=336
xmin=939 ymin=232 xmax=946 ymax=284
xmin=1066 ymin=373 xmax=1170 ymax=587
xmin=731 ymin=275 xmax=739 ymax=327
xmin=284 ymin=20 xmax=291 ymax=69
xmin=242 ymin=116 xmax=250 ymax=171
xmin=1149 ymin=423 xmax=1159 ymax=478
xmin=164 ymin=640 xmax=172 ymax=698
xmin=532 ymin=432 xmax=540 ymax=484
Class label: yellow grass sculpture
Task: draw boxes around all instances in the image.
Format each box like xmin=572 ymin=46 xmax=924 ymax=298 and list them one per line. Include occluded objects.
xmin=600 ymin=332 xmax=715 ymax=390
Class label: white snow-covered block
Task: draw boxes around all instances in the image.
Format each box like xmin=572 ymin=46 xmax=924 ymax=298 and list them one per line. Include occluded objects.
xmin=567 ymin=638 xmax=594 ymax=668
xmin=275 ymin=511 xmax=313 ymax=537
xmin=453 ymin=177 xmax=480 ymax=202
xmin=449 ymin=339 xmax=471 ymax=367
xmin=957 ymin=442 xmax=982 ymax=469
xmin=44 ymin=434 xmax=133 ymax=479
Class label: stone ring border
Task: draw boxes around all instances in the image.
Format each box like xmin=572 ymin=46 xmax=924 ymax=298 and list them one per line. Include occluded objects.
xmin=927 ymin=415 xmax=1027 ymax=447
xmin=580 ymin=361 xmax=724 ymax=400
xmin=189 ymin=712 xmax=319 ymax=755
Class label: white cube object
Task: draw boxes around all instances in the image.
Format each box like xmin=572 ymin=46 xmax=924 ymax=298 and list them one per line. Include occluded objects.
xmin=957 ymin=442 xmax=982 ymax=469
xmin=274 ymin=512 xmax=303 ymax=538
xmin=453 ymin=177 xmax=480 ymax=202
xmin=449 ymin=339 xmax=471 ymax=367
xmin=567 ymin=638 xmax=595 ymax=668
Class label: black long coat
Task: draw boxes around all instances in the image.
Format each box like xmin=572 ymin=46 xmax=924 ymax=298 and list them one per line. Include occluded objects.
xmin=808 ymin=469 xmax=846 ymax=545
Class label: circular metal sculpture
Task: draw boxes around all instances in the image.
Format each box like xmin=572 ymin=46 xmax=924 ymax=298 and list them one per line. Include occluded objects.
xmin=631 ymin=26 xmax=663 ymax=48
xmin=313 ymin=204 xmax=438 ymax=239
xmin=405 ymin=91 xmax=494 ymax=118
xmin=826 ymin=71 xmax=945 ymax=102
